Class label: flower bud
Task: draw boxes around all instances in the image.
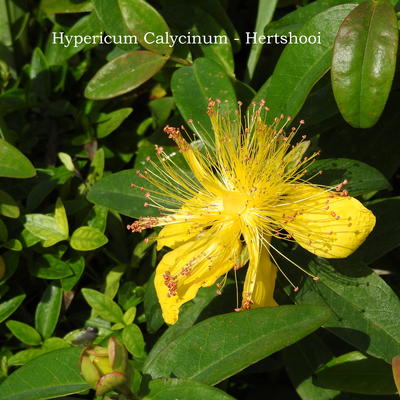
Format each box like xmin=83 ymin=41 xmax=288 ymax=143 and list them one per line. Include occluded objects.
xmin=79 ymin=337 xmax=131 ymax=396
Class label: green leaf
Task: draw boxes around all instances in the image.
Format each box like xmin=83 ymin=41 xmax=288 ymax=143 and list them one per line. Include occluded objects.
xmin=0 ymin=251 xmax=19 ymax=285
xmin=306 ymin=158 xmax=391 ymax=197
xmin=265 ymin=0 xmax=363 ymax=36
xmin=85 ymin=50 xmax=167 ymax=100
xmin=70 ymin=226 xmax=108 ymax=251
xmin=0 ymin=347 xmax=89 ymax=400
xmin=122 ymin=324 xmax=145 ymax=359
xmin=95 ymin=107 xmax=133 ymax=138
xmin=0 ymin=139 xmax=35 ymax=178
xmin=24 ymin=214 xmax=68 ymax=247
xmin=314 ymin=351 xmax=397 ymax=395
xmin=142 ymin=378 xmax=236 ymax=400
xmin=3 ymin=239 xmax=23 ymax=251
xmin=144 ymin=305 xmax=331 ymax=384
xmin=0 ymin=218 xmax=8 ymax=242
xmin=30 ymin=254 xmax=73 ymax=279
xmin=45 ymin=13 xmax=103 ymax=65
xmin=294 ymin=259 xmax=400 ymax=363
xmin=254 ymin=4 xmax=357 ymax=123
xmin=283 ymin=334 xmax=339 ymax=400
xmin=92 ymin=0 xmax=137 ymax=50
xmin=171 ymin=57 xmax=237 ymax=133
xmin=0 ymin=294 xmax=25 ymax=323
xmin=35 ymin=281 xmax=63 ymax=339
xmin=6 ymin=320 xmax=42 ymax=346
xmin=246 ymin=0 xmax=278 ymax=81
xmin=41 ymin=0 xmax=93 ymax=13
xmin=393 ymin=356 xmax=400 ymax=394
xmin=119 ymin=0 xmax=173 ymax=55
xmin=331 ymin=0 xmax=398 ymax=128
xmin=61 ymin=256 xmax=85 ymax=291
xmin=0 ymin=190 xmax=20 ymax=218
xmin=30 ymin=47 xmax=50 ymax=100
xmin=54 ymin=198 xmax=69 ymax=238
xmin=81 ymin=288 xmax=124 ymax=323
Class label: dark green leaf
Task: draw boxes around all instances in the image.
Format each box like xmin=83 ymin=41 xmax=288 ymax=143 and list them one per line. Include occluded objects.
xmin=30 ymin=254 xmax=73 ymax=279
xmin=294 ymin=259 xmax=400 ymax=363
xmin=0 ymin=139 xmax=36 ymax=179
xmin=171 ymin=57 xmax=237 ymax=133
xmin=306 ymin=158 xmax=391 ymax=197
xmin=85 ymin=50 xmax=167 ymax=100
xmin=95 ymin=108 xmax=133 ymax=138
xmin=283 ymin=334 xmax=339 ymax=400
xmin=92 ymin=0 xmax=137 ymax=50
xmin=81 ymin=288 xmax=124 ymax=323
xmin=0 ymin=347 xmax=89 ymax=400
xmin=0 ymin=251 xmax=19 ymax=285
xmin=331 ymin=0 xmax=398 ymax=128
xmin=119 ymin=0 xmax=173 ymax=55
xmin=142 ymin=378 xmax=236 ymax=400
xmin=61 ymin=256 xmax=85 ymax=292
xmin=254 ymin=4 xmax=357 ymax=123
xmin=314 ymin=351 xmax=396 ymax=394
xmin=35 ymin=281 xmax=63 ymax=339
xmin=0 ymin=294 xmax=25 ymax=323
xmin=6 ymin=320 xmax=42 ymax=346
xmin=144 ymin=305 xmax=331 ymax=384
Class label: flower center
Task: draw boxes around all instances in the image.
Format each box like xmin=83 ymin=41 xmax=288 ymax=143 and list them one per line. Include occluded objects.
xmin=222 ymin=191 xmax=249 ymax=216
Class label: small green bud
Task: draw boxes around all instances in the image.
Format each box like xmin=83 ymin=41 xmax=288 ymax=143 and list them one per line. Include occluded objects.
xmin=96 ymin=372 xmax=127 ymax=396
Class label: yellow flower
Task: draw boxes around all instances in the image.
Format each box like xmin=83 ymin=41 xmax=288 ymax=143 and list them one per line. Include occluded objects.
xmin=128 ymin=100 xmax=375 ymax=325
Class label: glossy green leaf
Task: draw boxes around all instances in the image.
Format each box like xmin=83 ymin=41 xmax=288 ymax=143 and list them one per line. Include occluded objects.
xmin=142 ymin=378 xmax=236 ymax=400
xmin=283 ymin=334 xmax=339 ymax=400
xmin=30 ymin=254 xmax=73 ymax=279
xmin=70 ymin=226 xmax=108 ymax=251
xmin=81 ymin=288 xmax=124 ymax=323
xmin=171 ymin=57 xmax=237 ymax=133
xmin=0 ymin=139 xmax=35 ymax=178
xmin=8 ymin=337 xmax=70 ymax=367
xmin=314 ymin=351 xmax=396 ymax=394
xmin=0 ymin=294 xmax=25 ymax=323
xmin=41 ymin=0 xmax=93 ymax=13
xmin=0 ymin=347 xmax=89 ymax=400
xmin=6 ymin=320 xmax=42 ymax=346
xmin=24 ymin=214 xmax=68 ymax=247
xmin=254 ymin=4 xmax=357 ymax=123
xmin=46 ymin=13 xmax=103 ymax=65
xmin=122 ymin=324 xmax=145 ymax=359
xmin=92 ymin=0 xmax=137 ymax=50
xmin=119 ymin=0 xmax=172 ymax=55
xmin=85 ymin=50 xmax=167 ymax=100
xmin=331 ymin=0 xmax=398 ymax=128
xmin=95 ymin=108 xmax=133 ymax=138
xmin=144 ymin=305 xmax=331 ymax=384
xmin=294 ymin=259 xmax=400 ymax=363
xmin=0 ymin=190 xmax=20 ymax=218
xmin=306 ymin=158 xmax=391 ymax=197
xmin=265 ymin=0 xmax=363 ymax=36
xmin=35 ymin=281 xmax=63 ymax=339
xmin=246 ymin=0 xmax=277 ymax=81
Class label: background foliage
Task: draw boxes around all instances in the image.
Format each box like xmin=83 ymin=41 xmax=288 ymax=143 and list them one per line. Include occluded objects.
xmin=0 ymin=0 xmax=400 ymax=399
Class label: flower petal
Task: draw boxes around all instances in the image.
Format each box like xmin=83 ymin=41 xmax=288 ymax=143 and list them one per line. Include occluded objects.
xmin=241 ymin=226 xmax=277 ymax=309
xmin=155 ymin=223 xmax=241 ymax=324
xmin=278 ymin=184 xmax=376 ymax=258
xmin=157 ymin=221 xmax=203 ymax=250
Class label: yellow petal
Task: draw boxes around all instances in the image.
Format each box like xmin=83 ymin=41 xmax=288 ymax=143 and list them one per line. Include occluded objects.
xmin=155 ymin=223 xmax=241 ymax=324
xmin=157 ymin=221 xmax=203 ymax=250
xmin=241 ymin=226 xmax=277 ymax=309
xmin=279 ymin=184 xmax=376 ymax=258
